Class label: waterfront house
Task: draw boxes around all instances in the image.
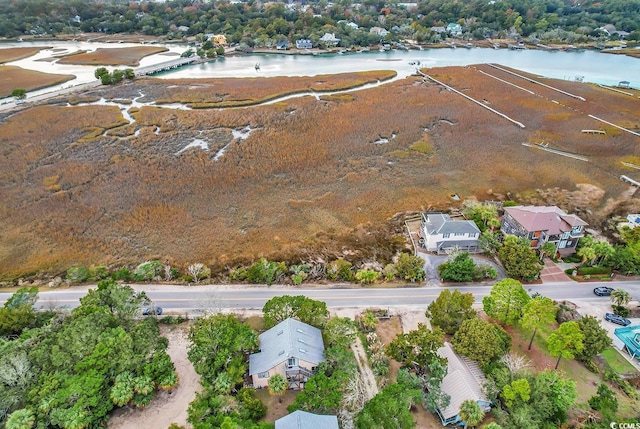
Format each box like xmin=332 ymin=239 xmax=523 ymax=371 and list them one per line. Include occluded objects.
xmin=370 ymin=26 xmax=390 ymax=37
xmin=275 ymin=411 xmax=339 ymax=429
xmin=435 ymin=343 xmax=491 ymax=426
xmin=320 ymin=33 xmax=341 ymax=46
xmin=446 ymin=23 xmax=463 ymax=36
xmin=276 ymin=41 xmax=290 ymax=50
xmin=501 ymin=206 xmax=587 ymax=256
xmin=613 ymin=325 xmax=640 ymax=362
xmin=420 ymin=212 xmax=481 ymax=254
xmin=249 ymin=318 xmax=325 ymax=389
xmin=295 ymin=39 xmax=313 ymax=49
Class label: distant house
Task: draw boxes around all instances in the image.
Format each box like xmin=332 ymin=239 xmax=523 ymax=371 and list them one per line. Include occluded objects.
xmin=618 ymin=80 xmax=631 ymax=88
xmin=430 ymin=26 xmax=446 ymax=34
xmin=346 ymin=22 xmax=359 ymax=30
xmin=177 ymin=25 xmax=190 ymax=33
xmin=320 ymin=33 xmax=341 ymax=46
xmin=275 ymin=411 xmax=339 ymax=429
xmin=206 ymin=34 xmax=227 ymax=45
xmin=370 ymin=26 xmax=390 ymax=37
xmin=435 ymin=343 xmax=491 ymax=426
xmin=446 ymin=23 xmax=463 ymax=36
xmin=420 ymin=212 xmax=481 ymax=254
xmin=501 ymin=206 xmax=587 ymax=256
xmin=295 ymin=39 xmax=313 ymax=49
xmin=249 ymin=318 xmax=325 ymax=389
xmin=276 ymin=41 xmax=290 ymax=50
xmin=620 ymin=213 xmax=640 ymax=229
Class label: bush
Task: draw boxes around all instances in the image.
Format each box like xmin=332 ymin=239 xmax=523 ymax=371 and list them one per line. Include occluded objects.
xmin=246 ymin=258 xmax=287 ymax=285
xmin=356 ymin=269 xmax=380 ymax=284
xmin=327 ymin=259 xmax=354 ymax=281
xmin=159 ymin=315 xmax=186 ymax=324
xmin=577 ymin=266 xmax=611 ymax=276
xmin=229 ymin=267 xmax=247 ymax=281
xmin=134 ymin=260 xmax=163 ymax=281
xmin=88 ymin=264 xmax=109 ymax=281
xmin=472 ymin=264 xmax=498 ymax=281
xmin=112 ymin=268 xmax=132 ymax=281
xmin=395 ymin=253 xmax=425 ymax=283
xmin=612 ymin=305 xmax=630 ymax=317
xmin=383 ymin=263 xmax=397 ymax=281
xmin=66 ymin=266 xmax=89 ymax=283
xmin=502 ymin=201 xmax=518 ymax=207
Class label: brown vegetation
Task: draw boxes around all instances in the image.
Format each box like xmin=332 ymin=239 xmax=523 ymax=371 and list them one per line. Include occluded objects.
xmin=0 ymin=66 xmax=639 ymax=278
xmin=0 ymin=47 xmax=48 ymax=63
xmin=0 ymin=65 xmax=75 ymax=98
xmin=56 ymin=46 xmax=169 ymax=66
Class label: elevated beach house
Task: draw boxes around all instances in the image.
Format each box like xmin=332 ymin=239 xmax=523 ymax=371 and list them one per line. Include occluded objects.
xmin=275 ymin=411 xmax=339 ymax=429
xmin=420 ymin=212 xmax=481 ymax=254
xmin=249 ymin=318 xmax=325 ymax=389
xmin=501 ymin=206 xmax=587 ymax=256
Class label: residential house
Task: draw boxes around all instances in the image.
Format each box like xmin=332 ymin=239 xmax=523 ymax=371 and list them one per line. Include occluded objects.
xmin=295 ymin=39 xmax=313 ymax=49
xmin=370 ymin=26 xmax=390 ymax=37
xmin=613 ymin=325 xmax=640 ymax=362
xmin=435 ymin=343 xmax=491 ymax=426
xmin=618 ymin=81 xmax=631 ymax=88
xmin=276 ymin=41 xmax=290 ymax=50
xmin=420 ymin=212 xmax=481 ymax=254
xmin=501 ymin=206 xmax=587 ymax=256
xmin=275 ymin=411 xmax=339 ymax=429
xmin=619 ymin=213 xmax=640 ymax=229
xmin=319 ymin=33 xmax=341 ymax=46
xmin=346 ymin=22 xmax=359 ymax=30
xmin=249 ymin=318 xmax=325 ymax=389
xmin=430 ymin=26 xmax=446 ymax=34
xmin=446 ymin=23 xmax=463 ymax=36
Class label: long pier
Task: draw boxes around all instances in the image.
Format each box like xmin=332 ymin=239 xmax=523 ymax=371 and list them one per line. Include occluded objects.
xmin=135 ymin=57 xmax=197 ymax=76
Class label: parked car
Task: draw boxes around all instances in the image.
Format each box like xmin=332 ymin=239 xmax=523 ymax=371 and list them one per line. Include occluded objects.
xmin=604 ymin=313 xmax=631 ymax=326
xmin=593 ymin=287 xmax=614 ymax=297
xmin=142 ymin=306 xmax=163 ymax=316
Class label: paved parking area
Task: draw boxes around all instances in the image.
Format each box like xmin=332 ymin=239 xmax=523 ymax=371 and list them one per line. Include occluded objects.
xmin=540 ymin=258 xmax=574 ymax=283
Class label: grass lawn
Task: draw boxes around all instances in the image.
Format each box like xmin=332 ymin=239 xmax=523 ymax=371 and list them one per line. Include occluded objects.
xmin=600 ymin=347 xmax=639 ymax=375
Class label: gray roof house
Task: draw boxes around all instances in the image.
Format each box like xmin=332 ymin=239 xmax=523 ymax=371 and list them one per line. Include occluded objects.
xmin=501 ymin=206 xmax=587 ymax=256
xmin=435 ymin=342 xmax=491 ymax=426
xmin=275 ymin=411 xmax=339 ymax=429
xmin=420 ymin=212 xmax=481 ymax=254
xmin=249 ymin=318 xmax=325 ymax=389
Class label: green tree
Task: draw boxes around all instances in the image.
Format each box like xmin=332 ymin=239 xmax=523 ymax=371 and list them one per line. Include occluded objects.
xmin=66 ymin=266 xmax=89 ymax=283
xmin=483 ymin=278 xmax=531 ymax=325
xmin=498 ymin=236 xmax=543 ymax=280
xmin=452 ymin=318 xmax=510 ymax=367
xmin=521 ymin=296 xmax=557 ymax=350
xmin=386 ymin=323 xmax=445 ymax=376
xmin=395 ymin=253 xmax=426 ymax=282
xmin=6 ymin=408 xmax=35 ymax=429
xmin=463 ymin=201 xmax=500 ymax=232
xmin=426 ymin=289 xmax=476 ymax=335
xmin=11 ymin=88 xmax=27 ymax=102
xmin=540 ymin=241 xmax=556 ymax=260
xmin=268 ymin=374 xmax=287 ymax=403
xmin=501 ymin=378 xmax=530 ymax=408
xmin=358 ymin=310 xmax=378 ymax=333
xmin=610 ymin=288 xmax=631 ymax=307
xmin=575 ymin=316 xmax=611 ymax=362
xmin=588 ymin=383 xmax=618 ymax=416
xmin=547 ymin=321 xmax=584 ymax=369
xmin=76 ymin=278 xmax=149 ymax=321
xmin=459 ymin=399 xmax=484 ymax=428
xmin=323 ymin=317 xmax=357 ymax=348
xmin=438 ymin=252 xmax=476 ymax=282
xmin=288 ymin=373 xmax=344 ymax=414
xmin=187 ymin=314 xmax=258 ymax=386
xmin=262 ymin=295 xmax=329 ymax=329
xmin=326 ymin=259 xmax=354 ymax=281
xmin=355 ymin=382 xmax=421 ymax=429
xmin=94 ymin=67 xmax=109 ymax=80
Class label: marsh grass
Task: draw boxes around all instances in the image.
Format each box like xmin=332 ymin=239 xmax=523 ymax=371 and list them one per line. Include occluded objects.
xmin=0 ymin=65 xmax=74 ymax=97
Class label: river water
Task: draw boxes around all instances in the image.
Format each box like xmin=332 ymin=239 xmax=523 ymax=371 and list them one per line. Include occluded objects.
xmin=1 ymin=40 xmax=639 ymax=99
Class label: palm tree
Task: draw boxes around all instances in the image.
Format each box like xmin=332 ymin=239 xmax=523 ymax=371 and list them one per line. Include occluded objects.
xmin=611 ymin=289 xmax=631 ymax=307
xmin=268 ymin=374 xmax=288 ymax=403
xmin=459 ymin=399 xmax=484 ymax=429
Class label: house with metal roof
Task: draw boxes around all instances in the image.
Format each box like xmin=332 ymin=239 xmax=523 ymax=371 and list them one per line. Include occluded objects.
xmin=501 ymin=206 xmax=587 ymax=256
xmin=275 ymin=411 xmax=339 ymax=429
xmin=420 ymin=212 xmax=481 ymax=254
xmin=613 ymin=325 xmax=640 ymax=363
xmin=435 ymin=342 xmax=491 ymax=426
xmin=249 ymin=318 xmax=325 ymax=389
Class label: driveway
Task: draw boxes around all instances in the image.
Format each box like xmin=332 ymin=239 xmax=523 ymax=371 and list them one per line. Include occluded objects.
xmin=539 ymin=258 xmax=574 ymax=283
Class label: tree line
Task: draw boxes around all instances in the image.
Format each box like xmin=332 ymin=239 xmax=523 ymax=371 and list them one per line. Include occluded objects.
xmin=0 ymin=0 xmax=638 ymax=46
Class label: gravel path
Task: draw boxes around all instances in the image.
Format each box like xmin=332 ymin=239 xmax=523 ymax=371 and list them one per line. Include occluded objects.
xmin=351 ymin=336 xmax=379 ymax=401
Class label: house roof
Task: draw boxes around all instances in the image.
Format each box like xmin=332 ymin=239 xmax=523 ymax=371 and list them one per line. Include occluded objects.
xmin=504 ymin=206 xmax=587 ymax=235
xmin=275 ymin=411 xmax=339 ymax=429
xmin=437 ymin=342 xmax=489 ymax=421
xmin=422 ymin=213 xmax=481 ymax=235
xmin=249 ymin=318 xmax=325 ymax=375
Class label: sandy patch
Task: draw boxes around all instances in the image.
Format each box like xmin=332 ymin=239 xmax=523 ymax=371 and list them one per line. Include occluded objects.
xmin=108 ymin=323 xmax=200 ymax=429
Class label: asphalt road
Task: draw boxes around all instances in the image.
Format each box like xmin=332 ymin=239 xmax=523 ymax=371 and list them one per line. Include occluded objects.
xmin=2 ymin=280 xmax=638 ymax=314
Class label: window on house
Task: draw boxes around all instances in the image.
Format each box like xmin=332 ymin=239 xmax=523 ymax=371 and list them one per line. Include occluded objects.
xmin=443 ymin=233 xmax=450 ymax=238
xmin=454 ymin=232 xmax=463 ymax=236
xmin=288 ymin=357 xmax=297 ymax=367
xmin=258 ymin=371 xmax=269 ymax=378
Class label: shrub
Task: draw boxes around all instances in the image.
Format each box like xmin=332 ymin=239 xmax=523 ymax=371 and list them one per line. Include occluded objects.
xmin=577 ymin=266 xmax=611 ymax=276
xmin=112 ymin=268 xmax=132 ymax=281
xmin=66 ymin=266 xmax=89 ymax=283
xmin=472 ymin=264 xmax=498 ymax=281
xmin=134 ymin=260 xmax=163 ymax=281
xmin=229 ymin=267 xmax=247 ymax=281
xmin=612 ymin=305 xmax=630 ymax=317
xmin=246 ymin=258 xmax=287 ymax=285
xmin=88 ymin=264 xmax=109 ymax=281
xmin=383 ymin=263 xmax=397 ymax=281
xmin=327 ymin=259 xmax=354 ymax=281
xmin=502 ymin=201 xmax=519 ymax=207
xmin=395 ymin=253 xmax=425 ymax=283
xmin=159 ymin=315 xmax=186 ymax=324
xmin=290 ymin=264 xmax=310 ymax=285
xmin=356 ymin=269 xmax=380 ymax=284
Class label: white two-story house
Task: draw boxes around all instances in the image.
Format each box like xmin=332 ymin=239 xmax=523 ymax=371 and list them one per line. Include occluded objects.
xmin=420 ymin=212 xmax=481 ymax=254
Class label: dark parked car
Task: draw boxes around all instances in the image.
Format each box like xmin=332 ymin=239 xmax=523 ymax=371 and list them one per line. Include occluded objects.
xmin=593 ymin=287 xmax=614 ymax=297
xmin=142 ymin=306 xmax=163 ymax=316
xmin=604 ymin=313 xmax=631 ymax=326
